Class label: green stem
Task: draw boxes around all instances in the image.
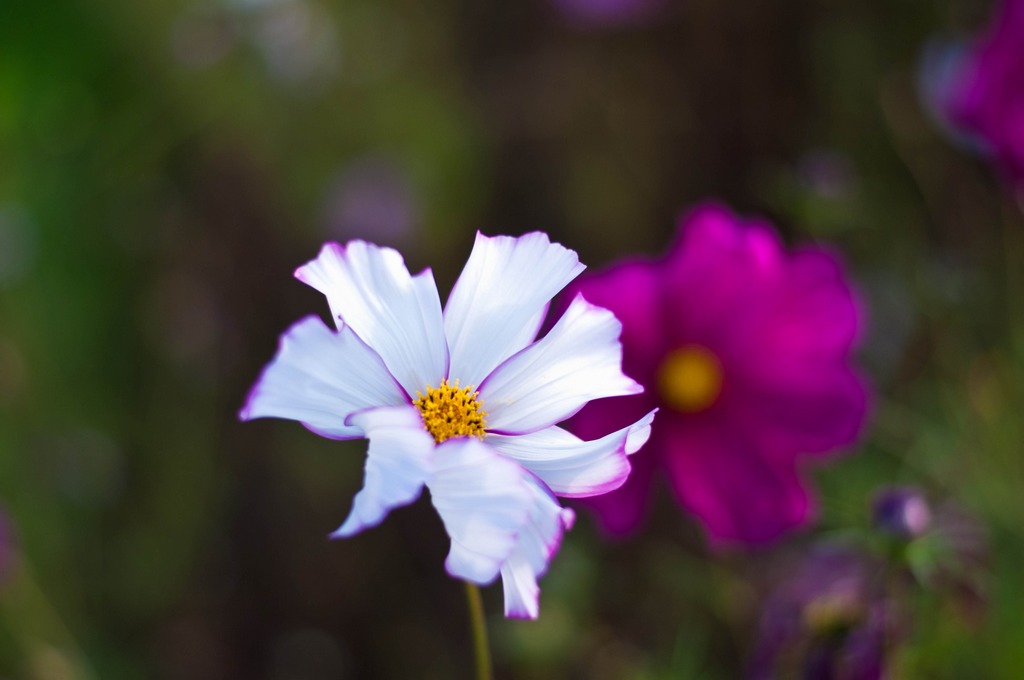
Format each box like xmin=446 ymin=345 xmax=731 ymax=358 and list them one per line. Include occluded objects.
xmin=464 ymin=582 xmax=493 ymax=680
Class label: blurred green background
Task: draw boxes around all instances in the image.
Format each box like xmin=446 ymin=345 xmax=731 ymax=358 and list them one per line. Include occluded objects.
xmin=2 ymin=0 xmax=1023 ymax=677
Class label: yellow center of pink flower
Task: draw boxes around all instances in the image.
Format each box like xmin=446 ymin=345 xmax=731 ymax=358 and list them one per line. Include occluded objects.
xmin=657 ymin=345 xmax=723 ymax=413
xmin=414 ymin=379 xmax=488 ymax=444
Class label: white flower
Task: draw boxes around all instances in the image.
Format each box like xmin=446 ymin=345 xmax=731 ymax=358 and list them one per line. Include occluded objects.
xmin=240 ymin=232 xmax=657 ymax=618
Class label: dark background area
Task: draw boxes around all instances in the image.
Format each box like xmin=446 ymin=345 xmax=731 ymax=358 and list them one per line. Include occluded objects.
xmin=1 ymin=0 xmax=1022 ymax=677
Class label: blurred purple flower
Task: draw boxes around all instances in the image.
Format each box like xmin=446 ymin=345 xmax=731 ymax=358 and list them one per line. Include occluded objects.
xmin=797 ymin=150 xmax=857 ymax=201
xmin=917 ymin=40 xmax=992 ymax=154
xmin=322 ymin=157 xmax=419 ymax=248
xmin=943 ymin=0 xmax=1024 ymax=186
xmin=749 ymin=546 xmax=895 ymax=680
xmin=554 ymin=0 xmax=662 ymax=28
xmin=872 ymin=486 xmax=932 ymax=540
xmin=564 ymin=202 xmax=869 ymax=545
xmin=878 ymin=489 xmax=989 ymax=623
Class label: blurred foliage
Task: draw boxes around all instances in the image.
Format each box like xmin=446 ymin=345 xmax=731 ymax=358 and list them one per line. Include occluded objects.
xmin=1 ymin=0 xmax=1022 ymax=677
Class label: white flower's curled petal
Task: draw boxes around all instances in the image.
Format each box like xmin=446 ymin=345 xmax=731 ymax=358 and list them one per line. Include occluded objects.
xmin=500 ymin=553 xmax=540 ymax=620
xmin=479 ymin=294 xmax=643 ymax=435
xmin=240 ymin=315 xmax=407 ymax=439
xmin=428 ymin=438 xmax=533 ymax=585
xmin=295 ymin=241 xmax=449 ymax=396
xmin=499 ymin=476 xmax=575 ymax=619
xmin=444 ymin=232 xmax=586 ymax=388
xmin=487 ymin=409 xmax=658 ymax=498
xmin=623 ymin=410 xmax=657 ymax=455
xmin=331 ymin=405 xmax=435 ymax=538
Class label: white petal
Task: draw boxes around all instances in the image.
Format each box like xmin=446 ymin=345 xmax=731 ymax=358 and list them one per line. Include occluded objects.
xmin=499 ymin=476 xmax=576 ymax=619
xmin=444 ymin=232 xmax=585 ymax=388
xmin=240 ymin=315 xmax=407 ymax=439
xmin=479 ymin=294 xmax=643 ymax=435
xmin=487 ymin=409 xmax=658 ymax=498
xmin=331 ymin=405 xmax=435 ymax=538
xmin=427 ymin=438 xmax=533 ymax=585
xmin=295 ymin=241 xmax=449 ymax=396
xmin=500 ymin=553 xmax=540 ymax=620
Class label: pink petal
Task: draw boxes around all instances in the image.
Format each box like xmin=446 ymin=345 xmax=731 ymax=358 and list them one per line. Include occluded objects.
xmin=661 ymin=204 xmax=786 ymax=345
xmin=659 ymin=416 xmax=815 ymax=545
xmin=738 ymin=248 xmax=863 ymax=360
xmin=735 ymin=364 xmax=869 ymax=458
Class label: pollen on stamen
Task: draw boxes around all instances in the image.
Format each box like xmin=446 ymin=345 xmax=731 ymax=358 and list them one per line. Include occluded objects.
xmin=414 ymin=378 xmax=488 ymax=444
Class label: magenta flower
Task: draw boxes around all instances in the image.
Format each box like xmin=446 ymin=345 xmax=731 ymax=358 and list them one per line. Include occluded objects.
xmin=945 ymin=0 xmax=1024 ymax=185
xmin=564 ymin=202 xmax=868 ymax=545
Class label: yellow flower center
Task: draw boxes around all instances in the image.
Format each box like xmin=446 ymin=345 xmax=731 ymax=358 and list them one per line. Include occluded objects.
xmin=414 ymin=378 xmax=488 ymax=444
xmin=802 ymin=591 xmax=863 ymax=634
xmin=657 ymin=345 xmax=723 ymax=413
